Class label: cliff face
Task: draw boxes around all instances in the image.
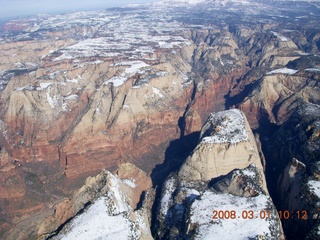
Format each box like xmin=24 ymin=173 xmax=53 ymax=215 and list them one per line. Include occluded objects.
xmin=156 ymin=109 xmax=284 ymax=239
xmin=179 ymin=109 xmax=267 ymax=191
xmin=263 ymin=103 xmax=320 ymax=240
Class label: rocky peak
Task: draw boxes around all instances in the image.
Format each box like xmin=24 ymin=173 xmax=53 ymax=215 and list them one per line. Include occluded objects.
xmin=155 ymin=109 xmax=284 ymax=239
xmin=36 ymin=165 xmax=154 ymax=240
xmin=178 ymin=109 xmax=267 ymax=191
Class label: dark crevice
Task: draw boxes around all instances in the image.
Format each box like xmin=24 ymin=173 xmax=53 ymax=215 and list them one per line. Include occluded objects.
xmin=150 ymin=132 xmax=200 ymax=188
xmin=150 ymin=80 xmax=200 ymax=236
xmin=136 ymin=191 xmax=146 ymax=210
xmin=179 ymin=80 xmax=197 ymax=139
xmin=150 ymin=132 xmax=200 ymax=239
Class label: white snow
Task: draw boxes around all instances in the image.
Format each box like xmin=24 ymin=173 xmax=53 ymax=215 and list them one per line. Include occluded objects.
xmin=308 ymin=180 xmax=320 ymax=198
xmin=155 ymin=71 xmax=168 ymax=77
xmin=201 ymin=109 xmax=248 ymax=144
xmin=36 ymin=82 xmax=52 ymax=91
xmin=160 ymin=178 xmax=177 ymax=216
xmin=104 ymin=61 xmax=149 ymax=87
xmin=46 ymin=92 xmax=58 ymax=109
xmin=303 ymin=103 xmax=320 ymax=117
xmin=190 ymin=191 xmax=272 ymax=240
xmin=14 ymin=86 xmax=33 ymax=91
xmin=66 ymin=78 xmax=79 ymax=84
xmin=104 ymin=76 xmax=128 ymax=87
xmin=36 ymin=8 xmax=190 ymax=64
xmin=152 ymin=87 xmax=164 ymax=98
xmin=239 ymin=167 xmax=256 ymax=178
xmin=271 ymin=31 xmax=290 ymax=42
xmin=153 ymin=0 xmax=206 ymax=7
xmin=305 ymin=68 xmax=320 ymax=72
xmin=64 ymin=95 xmax=78 ymax=100
xmin=106 ymin=174 xmax=130 ymax=215
xmin=122 ymin=179 xmax=136 ymax=188
xmin=52 ymin=171 xmax=148 ymax=240
xmin=53 ymin=197 xmax=134 ymax=240
xmin=114 ymin=61 xmax=150 ymax=75
xmin=266 ymin=68 xmax=298 ymax=75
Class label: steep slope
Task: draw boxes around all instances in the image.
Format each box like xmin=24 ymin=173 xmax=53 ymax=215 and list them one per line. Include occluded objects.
xmin=3 ymin=163 xmax=153 ymax=240
xmin=155 ymin=109 xmax=284 ymax=239
xmin=50 ymin=171 xmax=154 ymax=240
xmin=263 ymin=103 xmax=320 ymax=240
xmin=179 ymin=109 xmax=267 ymax=190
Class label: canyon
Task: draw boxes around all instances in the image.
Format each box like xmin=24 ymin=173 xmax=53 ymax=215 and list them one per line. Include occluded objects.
xmin=0 ymin=0 xmax=319 ymax=239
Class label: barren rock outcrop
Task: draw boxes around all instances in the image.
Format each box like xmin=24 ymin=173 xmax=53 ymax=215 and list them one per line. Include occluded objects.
xmin=156 ymin=109 xmax=283 ymax=239
xmin=179 ymin=109 xmax=267 ymax=191
xmin=263 ymin=103 xmax=320 ymax=240
xmin=3 ymin=163 xmax=153 ymax=240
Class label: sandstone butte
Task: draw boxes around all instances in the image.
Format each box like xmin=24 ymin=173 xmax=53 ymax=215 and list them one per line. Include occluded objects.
xmin=179 ymin=109 xmax=267 ymax=192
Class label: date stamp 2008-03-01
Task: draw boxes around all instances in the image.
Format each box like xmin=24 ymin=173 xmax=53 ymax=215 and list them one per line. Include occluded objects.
xmin=212 ymin=210 xmax=318 ymax=220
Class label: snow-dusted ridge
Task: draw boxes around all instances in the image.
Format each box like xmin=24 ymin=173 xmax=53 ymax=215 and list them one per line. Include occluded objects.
xmin=53 ymin=197 xmax=136 ymax=240
xmin=52 ymin=171 xmax=150 ymax=240
xmin=200 ymin=109 xmax=248 ymax=144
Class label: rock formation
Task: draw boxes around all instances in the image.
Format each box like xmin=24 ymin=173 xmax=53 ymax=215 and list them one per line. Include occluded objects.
xmin=47 ymin=170 xmax=154 ymax=240
xmin=2 ymin=163 xmax=154 ymax=240
xmin=263 ymin=103 xmax=320 ymax=240
xmin=156 ymin=109 xmax=284 ymax=239
xmin=179 ymin=109 xmax=267 ymax=190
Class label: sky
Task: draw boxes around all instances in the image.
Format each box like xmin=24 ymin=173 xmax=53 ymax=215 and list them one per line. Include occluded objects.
xmin=0 ymin=0 xmax=156 ymax=19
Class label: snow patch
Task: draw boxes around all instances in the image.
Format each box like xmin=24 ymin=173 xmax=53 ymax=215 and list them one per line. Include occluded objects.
xmin=107 ymin=174 xmax=130 ymax=214
xmin=160 ymin=178 xmax=177 ymax=216
xmin=155 ymin=71 xmax=168 ymax=77
xmin=53 ymin=197 xmax=134 ymax=240
xmin=302 ymin=103 xmax=320 ymax=117
xmin=36 ymin=82 xmax=52 ymax=90
xmin=239 ymin=168 xmax=256 ymax=178
xmin=122 ymin=179 xmax=136 ymax=188
xmin=266 ymin=68 xmax=298 ymax=75
xmin=305 ymin=68 xmax=320 ymax=72
xmin=114 ymin=61 xmax=150 ymax=75
xmin=14 ymin=86 xmax=33 ymax=91
xmin=104 ymin=61 xmax=149 ymax=87
xmin=46 ymin=92 xmax=58 ymax=109
xmin=201 ymin=109 xmax=248 ymax=144
xmin=152 ymin=87 xmax=164 ymax=98
xmin=64 ymin=95 xmax=78 ymax=100
xmin=66 ymin=78 xmax=79 ymax=84
xmin=271 ymin=31 xmax=290 ymax=42
xmin=190 ymin=192 xmax=272 ymax=240
xmin=308 ymin=180 xmax=320 ymax=198
xmin=104 ymin=76 xmax=128 ymax=87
